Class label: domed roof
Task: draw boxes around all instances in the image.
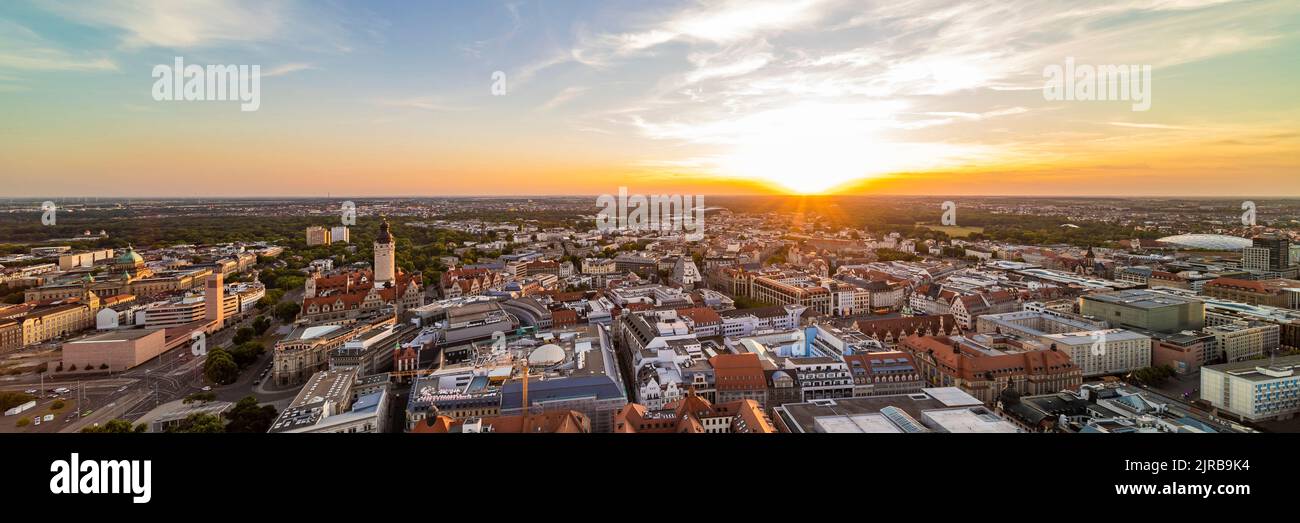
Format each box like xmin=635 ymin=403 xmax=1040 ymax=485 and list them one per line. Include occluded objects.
xmin=115 ymin=246 xmax=144 ymax=265
xmin=527 ymin=344 xmax=566 ymax=366
xmin=375 ymin=218 xmax=393 ymax=244
xmin=1156 ymin=234 xmax=1252 ymax=250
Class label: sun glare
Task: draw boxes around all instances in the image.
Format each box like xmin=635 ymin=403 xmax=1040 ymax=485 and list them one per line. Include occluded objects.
xmin=712 ymin=101 xmax=993 ymax=193
xmin=709 ymin=102 xmax=978 ymax=194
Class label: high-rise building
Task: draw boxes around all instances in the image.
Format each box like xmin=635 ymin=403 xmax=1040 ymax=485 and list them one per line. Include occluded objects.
xmin=305 ymin=226 xmax=331 ymax=246
xmin=1243 ymin=247 xmax=1271 ymax=273
xmin=205 ymin=273 xmax=224 ymax=327
xmin=1245 ymin=235 xmax=1292 ymax=272
xmin=374 ymin=219 xmax=396 ymax=285
xmin=330 ymin=225 xmax=350 ymax=244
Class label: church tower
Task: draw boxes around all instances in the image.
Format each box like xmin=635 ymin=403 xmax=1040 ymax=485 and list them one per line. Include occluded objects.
xmin=374 ymin=218 xmax=396 ymax=286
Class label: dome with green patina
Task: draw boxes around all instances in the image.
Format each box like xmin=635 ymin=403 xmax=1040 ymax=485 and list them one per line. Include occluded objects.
xmin=115 ymin=246 xmax=145 ymax=267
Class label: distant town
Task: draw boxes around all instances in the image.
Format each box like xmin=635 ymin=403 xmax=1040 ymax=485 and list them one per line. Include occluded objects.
xmin=2 ymin=196 xmax=1299 ymax=434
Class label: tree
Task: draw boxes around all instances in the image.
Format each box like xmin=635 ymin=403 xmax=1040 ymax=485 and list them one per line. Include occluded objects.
xmin=257 ymin=289 xmax=285 ymax=310
xmin=0 ymin=391 xmax=36 ymax=411
xmin=224 ymin=396 xmax=278 ymax=433
xmin=229 ymin=342 xmax=266 ymax=369
xmin=272 ymin=302 xmax=300 ymax=323
xmin=167 ymin=412 xmax=224 ymax=433
xmin=252 ymin=315 xmax=272 ymax=335
xmin=875 ymin=248 xmax=920 ymax=262
xmin=1129 ymin=365 xmax=1177 ymax=386
xmin=183 ymin=392 xmax=217 ymax=404
xmin=204 ymin=349 xmax=239 ymax=385
xmin=82 ymin=419 xmax=145 ymax=433
xmin=732 ymin=295 xmax=773 ymax=310
xmin=233 ymin=326 xmax=255 ymax=345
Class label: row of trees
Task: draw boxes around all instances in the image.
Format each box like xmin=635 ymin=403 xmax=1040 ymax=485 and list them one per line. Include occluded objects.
xmin=1127 ymin=365 xmax=1178 ymax=386
xmin=53 ymin=362 xmax=110 ymax=372
xmin=203 ymin=342 xmax=266 ymax=385
xmin=0 ymin=391 xmax=36 ymax=411
xmin=81 ymin=396 xmax=279 ymax=433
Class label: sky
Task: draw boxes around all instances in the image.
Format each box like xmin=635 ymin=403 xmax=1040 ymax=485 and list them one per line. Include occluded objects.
xmin=1 ymin=0 xmax=1298 ymax=198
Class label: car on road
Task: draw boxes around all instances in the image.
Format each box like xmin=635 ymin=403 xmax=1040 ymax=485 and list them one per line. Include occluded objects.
xmin=53 ymin=387 xmax=71 ymax=394
xmin=24 ymin=389 xmax=37 ymax=394
xmin=201 ymin=386 xmax=212 ymax=391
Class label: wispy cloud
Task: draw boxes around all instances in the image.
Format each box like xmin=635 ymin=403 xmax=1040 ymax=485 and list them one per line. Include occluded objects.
xmin=523 ymin=0 xmax=1298 ymax=191
xmin=33 ymin=0 xmax=372 ymax=52
xmin=1106 ymin=121 xmax=1195 ymax=130
xmin=538 ymin=86 xmax=589 ymax=111
xmin=0 ymin=20 xmax=118 ymax=72
xmin=38 ymin=0 xmax=288 ymax=49
xmin=372 ymin=96 xmax=472 ymax=112
xmin=460 ymin=1 xmax=525 ymax=58
xmin=263 ymin=62 xmax=317 ymax=78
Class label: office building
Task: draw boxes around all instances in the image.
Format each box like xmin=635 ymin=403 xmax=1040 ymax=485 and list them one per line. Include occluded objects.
xmin=305 ymin=226 xmax=331 ymax=246
xmin=977 ymin=310 xmax=1151 ymax=377
xmin=1245 ymin=235 xmax=1291 ymax=272
xmin=1203 ymin=278 xmax=1300 ymax=309
xmin=1205 ymin=321 xmax=1280 ymax=363
xmin=1079 ymin=289 xmax=1205 ymax=333
xmin=269 ymin=368 xmax=391 ymax=433
xmin=1201 ymin=355 xmax=1300 ymax=422
xmin=899 ymin=335 xmax=1082 ymax=406
xmin=60 ymin=328 xmax=168 ymax=373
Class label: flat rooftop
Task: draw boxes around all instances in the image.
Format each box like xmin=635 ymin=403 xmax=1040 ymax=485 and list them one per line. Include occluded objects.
xmin=1084 ymin=289 xmax=1201 ymax=309
xmin=67 ymin=328 xmax=160 ymax=343
xmin=1204 ymin=355 xmax=1300 ymax=382
xmin=923 ymin=408 xmax=1020 ymax=433
xmin=777 ymin=387 xmax=982 ymax=433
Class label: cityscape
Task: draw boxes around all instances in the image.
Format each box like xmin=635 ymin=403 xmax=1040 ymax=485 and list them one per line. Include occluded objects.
xmin=3 ymin=0 xmax=1299 ymax=508
xmin=3 ymin=196 xmax=1300 ymax=434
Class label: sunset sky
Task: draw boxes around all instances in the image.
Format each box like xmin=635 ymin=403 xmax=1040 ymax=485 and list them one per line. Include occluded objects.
xmin=1 ymin=0 xmax=1298 ymax=197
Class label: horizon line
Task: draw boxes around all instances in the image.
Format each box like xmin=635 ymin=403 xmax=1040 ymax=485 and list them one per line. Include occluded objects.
xmin=4 ymin=194 xmax=1300 ymax=200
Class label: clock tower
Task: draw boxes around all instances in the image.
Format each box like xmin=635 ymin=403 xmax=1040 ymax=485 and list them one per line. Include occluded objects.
xmin=374 ymin=218 xmax=396 ymax=286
